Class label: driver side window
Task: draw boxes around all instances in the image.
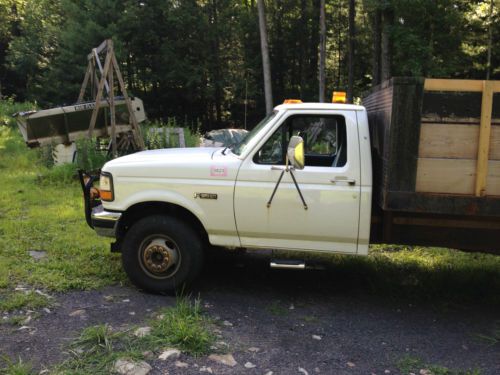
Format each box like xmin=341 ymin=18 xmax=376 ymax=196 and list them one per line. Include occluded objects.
xmin=254 ymin=114 xmax=347 ymax=167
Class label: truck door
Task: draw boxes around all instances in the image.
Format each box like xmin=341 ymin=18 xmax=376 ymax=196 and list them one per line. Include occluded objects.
xmin=234 ymin=110 xmax=361 ymax=253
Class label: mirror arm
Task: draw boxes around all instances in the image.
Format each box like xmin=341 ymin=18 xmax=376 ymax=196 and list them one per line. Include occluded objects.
xmin=266 ymin=169 xmax=285 ymax=208
xmin=288 ymin=169 xmax=308 ymax=210
xmin=267 ymin=164 xmax=308 ymax=210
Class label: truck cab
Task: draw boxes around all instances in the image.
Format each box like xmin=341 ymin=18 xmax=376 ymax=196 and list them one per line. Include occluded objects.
xmin=83 ymin=101 xmax=373 ymax=293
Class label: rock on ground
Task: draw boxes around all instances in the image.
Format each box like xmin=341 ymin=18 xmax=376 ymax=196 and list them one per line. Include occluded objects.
xmin=113 ymin=359 xmax=152 ymax=375
xmin=208 ymin=353 xmax=237 ymax=367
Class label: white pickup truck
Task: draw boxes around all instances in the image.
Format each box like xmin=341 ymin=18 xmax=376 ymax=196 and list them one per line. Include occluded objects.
xmin=80 ymin=78 xmax=500 ymax=293
xmin=82 ymin=101 xmax=371 ymax=292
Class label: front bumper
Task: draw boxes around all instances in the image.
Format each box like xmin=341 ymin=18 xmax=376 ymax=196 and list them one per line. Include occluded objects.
xmin=91 ymin=205 xmax=122 ymax=237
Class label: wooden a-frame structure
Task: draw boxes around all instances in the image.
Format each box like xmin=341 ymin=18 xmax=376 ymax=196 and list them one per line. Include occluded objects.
xmin=77 ymin=39 xmax=145 ymax=156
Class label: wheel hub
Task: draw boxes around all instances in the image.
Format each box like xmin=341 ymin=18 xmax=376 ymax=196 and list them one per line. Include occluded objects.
xmin=143 ymin=243 xmax=171 ymax=273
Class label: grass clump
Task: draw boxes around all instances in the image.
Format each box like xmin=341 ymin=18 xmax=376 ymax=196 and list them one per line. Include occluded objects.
xmin=61 ymin=324 xmax=130 ymax=374
xmin=397 ymin=355 xmax=482 ymax=375
xmin=0 ymin=357 xmax=34 ymax=375
xmin=266 ymin=301 xmax=288 ymax=316
xmin=143 ymin=297 xmax=214 ymax=356
xmin=475 ymin=321 xmax=500 ymax=346
xmin=58 ymin=297 xmax=214 ymax=374
xmin=0 ymin=291 xmax=49 ymax=312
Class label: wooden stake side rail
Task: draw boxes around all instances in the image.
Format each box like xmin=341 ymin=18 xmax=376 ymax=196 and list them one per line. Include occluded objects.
xmin=364 ymin=78 xmax=500 ymax=253
xmin=422 ymin=78 xmax=500 ymax=197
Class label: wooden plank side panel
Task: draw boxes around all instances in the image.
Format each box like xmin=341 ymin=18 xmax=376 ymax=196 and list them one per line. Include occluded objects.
xmin=424 ymin=78 xmax=500 ymax=92
xmin=416 ymin=158 xmax=500 ymax=195
xmin=421 ymin=92 xmax=500 ymax=123
xmin=418 ymin=123 xmax=500 ymax=160
xmin=416 ymin=158 xmax=475 ymax=194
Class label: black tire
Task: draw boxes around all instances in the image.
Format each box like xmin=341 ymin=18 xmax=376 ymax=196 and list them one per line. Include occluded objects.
xmin=121 ymin=215 xmax=204 ymax=294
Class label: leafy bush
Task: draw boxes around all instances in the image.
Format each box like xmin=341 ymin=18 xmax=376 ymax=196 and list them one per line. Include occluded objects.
xmin=74 ymin=138 xmax=110 ymax=172
xmin=143 ymin=118 xmax=202 ymax=149
xmin=0 ymin=98 xmax=37 ymax=128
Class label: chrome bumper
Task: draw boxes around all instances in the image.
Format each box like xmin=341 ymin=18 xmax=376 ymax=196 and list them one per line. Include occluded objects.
xmin=91 ymin=205 xmax=122 ymax=238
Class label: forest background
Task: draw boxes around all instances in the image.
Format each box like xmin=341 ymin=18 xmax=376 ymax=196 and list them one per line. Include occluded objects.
xmin=0 ymin=0 xmax=498 ymax=131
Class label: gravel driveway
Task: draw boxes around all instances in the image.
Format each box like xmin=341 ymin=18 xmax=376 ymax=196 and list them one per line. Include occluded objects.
xmin=1 ymin=251 xmax=498 ymax=375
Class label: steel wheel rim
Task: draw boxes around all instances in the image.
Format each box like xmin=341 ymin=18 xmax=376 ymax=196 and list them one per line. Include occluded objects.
xmin=138 ymin=234 xmax=182 ymax=279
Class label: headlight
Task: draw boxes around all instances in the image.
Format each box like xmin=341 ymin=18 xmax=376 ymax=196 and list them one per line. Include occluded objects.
xmin=99 ymin=172 xmax=114 ymax=201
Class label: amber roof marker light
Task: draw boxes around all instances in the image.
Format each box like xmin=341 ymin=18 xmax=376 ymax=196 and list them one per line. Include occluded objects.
xmin=283 ymin=99 xmax=303 ymax=104
xmin=332 ymin=91 xmax=347 ymax=103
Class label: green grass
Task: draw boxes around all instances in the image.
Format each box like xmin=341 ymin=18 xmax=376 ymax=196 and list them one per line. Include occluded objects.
xmin=0 ymin=291 xmax=49 ymax=312
xmin=0 ymin=357 xmax=34 ymax=375
xmin=56 ymin=297 xmax=214 ymax=374
xmin=274 ymin=246 xmax=500 ymax=306
xmin=266 ymin=301 xmax=289 ymax=316
xmin=475 ymin=321 xmax=500 ymax=346
xmin=397 ymin=355 xmax=482 ymax=375
xmin=0 ymin=103 xmax=126 ymax=313
xmin=142 ymin=296 xmax=214 ymax=355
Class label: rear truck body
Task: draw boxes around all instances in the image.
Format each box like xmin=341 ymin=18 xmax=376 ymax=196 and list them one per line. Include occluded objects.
xmin=80 ymin=77 xmax=500 ymax=293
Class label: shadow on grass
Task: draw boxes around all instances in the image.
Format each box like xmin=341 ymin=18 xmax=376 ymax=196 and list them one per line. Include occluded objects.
xmin=199 ymin=246 xmax=500 ymax=307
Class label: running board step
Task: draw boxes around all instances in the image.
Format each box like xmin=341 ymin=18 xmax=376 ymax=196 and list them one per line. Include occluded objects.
xmin=270 ymin=259 xmax=306 ymax=270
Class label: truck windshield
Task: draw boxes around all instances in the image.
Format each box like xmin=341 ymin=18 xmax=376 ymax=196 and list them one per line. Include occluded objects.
xmin=231 ymin=112 xmax=277 ymax=156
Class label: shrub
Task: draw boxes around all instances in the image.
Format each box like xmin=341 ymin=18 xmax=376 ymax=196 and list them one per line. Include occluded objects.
xmin=0 ymin=98 xmax=37 ymax=129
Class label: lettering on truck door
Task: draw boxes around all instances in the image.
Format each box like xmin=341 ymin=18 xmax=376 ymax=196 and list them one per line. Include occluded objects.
xmin=234 ymin=110 xmax=361 ymax=253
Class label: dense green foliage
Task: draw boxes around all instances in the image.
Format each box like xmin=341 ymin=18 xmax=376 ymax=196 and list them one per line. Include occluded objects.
xmin=0 ymin=0 xmax=497 ymax=129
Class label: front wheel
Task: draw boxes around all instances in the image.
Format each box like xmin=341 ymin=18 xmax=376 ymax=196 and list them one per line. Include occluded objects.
xmin=121 ymin=215 xmax=204 ymax=294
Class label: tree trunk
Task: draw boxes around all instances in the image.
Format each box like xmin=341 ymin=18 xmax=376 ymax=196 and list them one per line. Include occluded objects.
xmin=486 ymin=0 xmax=494 ymax=80
xmin=211 ymin=0 xmax=222 ymax=127
xmin=309 ymin=0 xmax=321 ymax=98
xmin=257 ymin=0 xmax=273 ymax=114
xmin=381 ymin=6 xmax=392 ymax=82
xmin=299 ymin=0 xmax=308 ymax=97
xmin=371 ymin=5 xmax=381 ymax=86
xmin=318 ymin=0 xmax=326 ymax=102
xmin=336 ymin=1 xmax=342 ymax=88
xmin=347 ymin=0 xmax=355 ymax=102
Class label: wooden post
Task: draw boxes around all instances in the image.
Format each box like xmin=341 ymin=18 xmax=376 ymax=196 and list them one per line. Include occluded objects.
xmin=78 ymin=62 xmax=92 ymax=103
xmin=87 ymin=48 xmax=113 ymax=138
xmin=109 ymin=59 xmax=117 ymax=158
xmin=475 ymin=80 xmax=494 ymax=197
xmin=111 ymin=53 xmax=145 ymax=149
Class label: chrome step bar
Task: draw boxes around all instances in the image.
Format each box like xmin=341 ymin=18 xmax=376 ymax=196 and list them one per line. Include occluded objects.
xmin=270 ymin=259 xmax=306 ymax=270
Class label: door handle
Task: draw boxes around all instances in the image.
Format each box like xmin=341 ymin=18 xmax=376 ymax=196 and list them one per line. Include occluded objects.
xmin=330 ymin=176 xmax=356 ymax=186
xmin=270 ymin=166 xmax=285 ymax=171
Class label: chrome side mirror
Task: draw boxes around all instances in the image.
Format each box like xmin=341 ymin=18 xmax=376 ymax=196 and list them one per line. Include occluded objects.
xmin=286 ymin=135 xmax=305 ymax=170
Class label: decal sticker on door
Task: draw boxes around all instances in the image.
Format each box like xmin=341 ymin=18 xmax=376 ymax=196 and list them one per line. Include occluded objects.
xmin=210 ymin=166 xmax=227 ymax=177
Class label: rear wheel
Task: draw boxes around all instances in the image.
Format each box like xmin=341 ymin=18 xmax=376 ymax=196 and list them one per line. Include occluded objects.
xmin=121 ymin=215 xmax=204 ymax=293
